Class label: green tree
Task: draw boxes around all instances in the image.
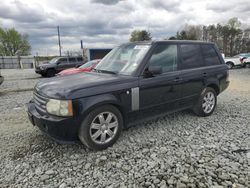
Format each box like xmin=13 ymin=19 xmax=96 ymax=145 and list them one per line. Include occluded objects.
xmin=171 ymin=25 xmax=202 ymax=40
xmin=227 ymin=17 xmax=242 ymax=56
xmin=129 ymin=30 xmax=152 ymax=42
xmin=0 ymin=27 xmax=31 ymax=56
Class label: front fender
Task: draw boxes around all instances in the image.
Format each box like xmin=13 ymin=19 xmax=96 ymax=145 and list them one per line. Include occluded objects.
xmin=73 ymin=93 xmax=125 ymax=122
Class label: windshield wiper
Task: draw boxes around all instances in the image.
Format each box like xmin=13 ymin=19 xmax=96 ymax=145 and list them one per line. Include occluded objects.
xmin=92 ymin=68 xmax=117 ymax=75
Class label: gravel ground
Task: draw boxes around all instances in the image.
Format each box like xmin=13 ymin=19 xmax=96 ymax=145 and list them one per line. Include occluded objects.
xmin=0 ymin=68 xmax=249 ymax=188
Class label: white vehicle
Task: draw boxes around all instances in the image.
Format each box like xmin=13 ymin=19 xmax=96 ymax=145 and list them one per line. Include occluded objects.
xmin=224 ymin=54 xmax=244 ymax=69
xmin=243 ymin=57 xmax=250 ymax=67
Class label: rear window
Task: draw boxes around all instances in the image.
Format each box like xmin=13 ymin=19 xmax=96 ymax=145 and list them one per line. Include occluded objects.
xmin=201 ymin=45 xmax=221 ymax=65
xmin=180 ymin=44 xmax=204 ymax=69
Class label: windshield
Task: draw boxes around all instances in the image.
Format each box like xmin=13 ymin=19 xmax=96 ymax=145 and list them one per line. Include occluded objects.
xmin=94 ymin=44 xmax=150 ymax=75
xmin=48 ymin=58 xmax=59 ymax=64
xmin=79 ymin=60 xmax=99 ymax=69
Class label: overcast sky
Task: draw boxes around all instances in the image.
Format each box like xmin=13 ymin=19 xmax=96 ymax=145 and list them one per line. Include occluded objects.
xmin=0 ymin=0 xmax=249 ymax=56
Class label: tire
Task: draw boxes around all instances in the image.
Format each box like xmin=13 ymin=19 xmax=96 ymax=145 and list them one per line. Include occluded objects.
xmin=41 ymin=73 xmax=46 ymax=77
xmin=226 ymin=62 xmax=234 ymax=69
xmin=78 ymin=105 xmax=123 ymax=150
xmin=46 ymin=69 xmax=55 ymax=77
xmin=193 ymin=87 xmax=217 ymax=117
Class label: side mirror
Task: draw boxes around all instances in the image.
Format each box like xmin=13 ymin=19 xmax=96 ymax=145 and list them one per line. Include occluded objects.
xmin=148 ymin=66 xmax=162 ymax=75
xmin=57 ymin=62 xmax=61 ymax=65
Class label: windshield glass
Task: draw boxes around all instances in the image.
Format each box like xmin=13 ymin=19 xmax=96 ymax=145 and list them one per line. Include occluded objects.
xmin=79 ymin=60 xmax=98 ymax=69
xmin=94 ymin=44 xmax=150 ymax=75
xmin=48 ymin=58 xmax=59 ymax=64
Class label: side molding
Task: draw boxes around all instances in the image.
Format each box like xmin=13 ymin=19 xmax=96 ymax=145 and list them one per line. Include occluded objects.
xmin=131 ymin=87 xmax=139 ymax=111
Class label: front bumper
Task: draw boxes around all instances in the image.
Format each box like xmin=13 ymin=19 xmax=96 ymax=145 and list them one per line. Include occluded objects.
xmin=0 ymin=76 xmax=4 ymax=85
xmin=35 ymin=68 xmax=46 ymax=74
xmin=26 ymin=101 xmax=79 ymax=142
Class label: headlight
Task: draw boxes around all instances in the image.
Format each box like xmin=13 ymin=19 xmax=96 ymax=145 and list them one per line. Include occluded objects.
xmin=46 ymin=99 xmax=73 ymax=117
xmin=40 ymin=66 xmax=45 ymax=70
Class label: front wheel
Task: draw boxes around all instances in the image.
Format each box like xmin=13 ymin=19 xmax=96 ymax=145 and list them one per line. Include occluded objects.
xmin=78 ymin=105 xmax=123 ymax=150
xmin=193 ymin=87 xmax=217 ymax=117
xmin=226 ymin=62 xmax=234 ymax=69
xmin=46 ymin=69 xmax=55 ymax=77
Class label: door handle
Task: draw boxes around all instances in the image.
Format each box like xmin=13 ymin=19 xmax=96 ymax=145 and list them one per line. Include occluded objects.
xmin=174 ymin=77 xmax=182 ymax=82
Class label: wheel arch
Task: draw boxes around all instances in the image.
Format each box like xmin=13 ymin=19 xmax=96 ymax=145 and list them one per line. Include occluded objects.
xmin=206 ymin=83 xmax=220 ymax=95
xmin=225 ymin=61 xmax=234 ymax=65
xmin=76 ymin=94 xmax=126 ymax=128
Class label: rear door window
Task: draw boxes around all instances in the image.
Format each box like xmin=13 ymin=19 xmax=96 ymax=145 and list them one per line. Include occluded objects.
xmin=68 ymin=57 xmax=77 ymax=63
xmin=201 ymin=45 xmax=221 ymax=66
xmin=180 ymin=44 xmax=204 ymax=69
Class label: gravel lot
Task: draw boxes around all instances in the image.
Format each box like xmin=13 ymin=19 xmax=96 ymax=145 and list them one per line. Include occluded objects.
xmin=0 ymin=68 xmax=249 ymax=188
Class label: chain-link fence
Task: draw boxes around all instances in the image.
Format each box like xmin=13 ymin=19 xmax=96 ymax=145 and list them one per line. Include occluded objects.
xmin=0 ymin=56 xmax=35 ymax=69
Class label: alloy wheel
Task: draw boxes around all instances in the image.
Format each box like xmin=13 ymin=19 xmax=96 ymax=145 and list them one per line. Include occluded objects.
xmin=202 ymin=91 xmax=215 ymax=114
xmin=89 ymin=112 xmax=118 ymax=144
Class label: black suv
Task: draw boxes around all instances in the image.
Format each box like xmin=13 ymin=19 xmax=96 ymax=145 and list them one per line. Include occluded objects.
xmin=35 ymin=56 xmax=84 ymax=77
xmin=27 ymin=41 xmax=229 ymax=150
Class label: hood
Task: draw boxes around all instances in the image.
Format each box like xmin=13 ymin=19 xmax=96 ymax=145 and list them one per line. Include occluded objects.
xmin=38 ymin=63 xmax=54 ymax=68
xmin=58 ymin=68 xmax=81 ymax=75
xmin=35 ymin=72 xmax=136 ymax=99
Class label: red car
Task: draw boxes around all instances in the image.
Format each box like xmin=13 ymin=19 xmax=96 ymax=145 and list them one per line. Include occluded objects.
xmin=58 ymin=59 xmax=100 ymax=76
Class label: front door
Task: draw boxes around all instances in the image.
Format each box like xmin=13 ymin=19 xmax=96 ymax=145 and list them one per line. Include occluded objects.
xmin=138 ymin=44 xmax=182 ymax=117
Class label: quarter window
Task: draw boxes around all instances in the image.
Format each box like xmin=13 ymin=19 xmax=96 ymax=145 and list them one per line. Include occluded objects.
xmin=147 ymin=44 xmax=178 ymax=73
xmin=201 ymin=45 xmax=221 ymax=65
xmin=180 ymin=44 xmax=204 ymax=69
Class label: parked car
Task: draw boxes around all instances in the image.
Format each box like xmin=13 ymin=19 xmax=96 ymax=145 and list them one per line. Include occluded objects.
xmin=0 ymin=70 xmax=3 ymax=85
xmin=243 ymin=56 xmax=250 ymax=67
xmin=224 ymin=53 xmax=250 ymax=69
xmin=35 ymin=56 xmax=85 ymax=77
xmin=57 ymin=59 xmax=101 ymax=76
xmin=26 ymin=40 xmax=229 ymax=150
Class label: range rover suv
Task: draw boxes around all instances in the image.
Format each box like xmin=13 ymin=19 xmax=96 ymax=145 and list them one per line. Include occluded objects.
xmin=26 ymin=41 xmax=229 ymax=150
xmin=35 ymin=56 xmax=85 ymax=77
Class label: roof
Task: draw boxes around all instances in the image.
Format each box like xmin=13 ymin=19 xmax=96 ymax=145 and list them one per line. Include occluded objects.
xmin=127 ymin=40 xmax=214 ymax=45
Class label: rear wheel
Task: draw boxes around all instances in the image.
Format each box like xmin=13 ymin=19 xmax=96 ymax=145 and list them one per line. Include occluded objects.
xmin=193 ymin=87 xmax=217 ymax=117
xmin=78 ymin=105 xmax=123 ymax=150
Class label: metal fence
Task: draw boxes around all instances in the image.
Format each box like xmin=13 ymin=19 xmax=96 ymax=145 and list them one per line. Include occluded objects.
xmin=0 ymin=56 xmax=35 ymax=69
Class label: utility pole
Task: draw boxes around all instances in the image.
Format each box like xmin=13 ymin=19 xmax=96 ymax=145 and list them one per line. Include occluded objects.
xmin=57 ymin=26 xmax=62 ymax=56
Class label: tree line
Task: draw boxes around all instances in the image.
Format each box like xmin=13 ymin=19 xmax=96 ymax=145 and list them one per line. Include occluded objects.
xmin=130 ymin=17 xmax=250 ymax=57
xmin=0 ymin=17 xmax=249 ymax=57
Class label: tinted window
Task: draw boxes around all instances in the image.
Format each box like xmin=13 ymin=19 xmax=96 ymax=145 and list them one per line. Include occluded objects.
xmin=148 ymin=44 xmax=178 ymax=73
xmin=68 ymin=57 xmax=76 ymax=63
xmin=201 ymin=45 xmax=221 ymax=65
xmin=58 ymin=58 xmax=68 ymax=64
xmin=77 ymin=57 xmax=83 ymax=62
xmin=180 ymin=44 xmax=204 ymax=69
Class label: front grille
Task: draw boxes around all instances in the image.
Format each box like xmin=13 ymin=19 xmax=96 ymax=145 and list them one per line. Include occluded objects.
xmin=33 ymin=91 xmax=48 ymax=114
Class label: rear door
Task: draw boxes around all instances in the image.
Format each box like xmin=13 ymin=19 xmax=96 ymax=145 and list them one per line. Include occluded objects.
xmin=139 ymin=43 xmax=182 ymax=115
xmin=68 ymin=57 xmax=78 ymax=68
xmin=178 ymin=44 xmax=206 ymax=107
